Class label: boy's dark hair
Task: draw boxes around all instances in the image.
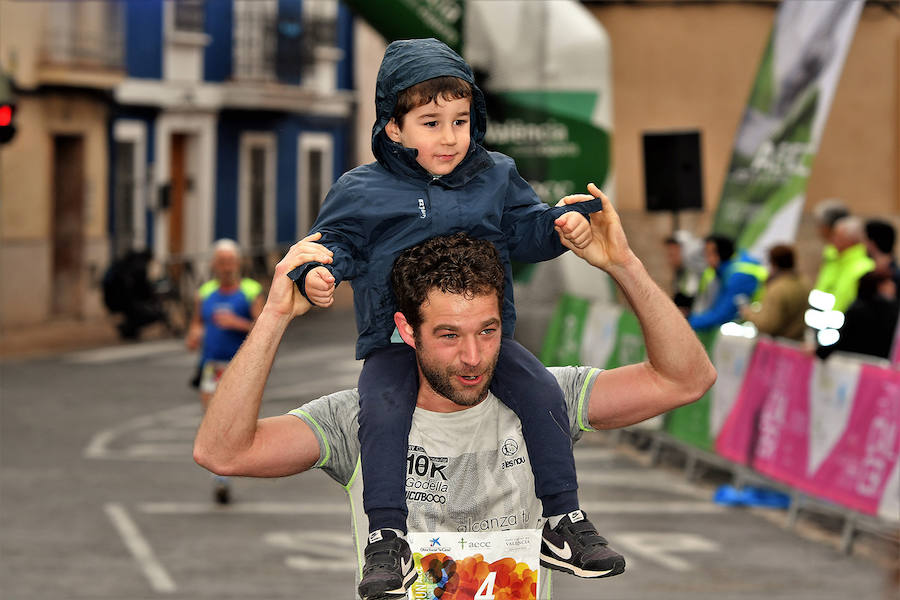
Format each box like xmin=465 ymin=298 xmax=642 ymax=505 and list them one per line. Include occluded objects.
xmin=392 ymin=76 xmax=473 ymax=127
xmin=705 ymin=234 xmax=735 ymax=264
xmin=768 ymin=244 xmax=796 ymax=271
xmin=391 ymin=233 xmax=505 ymax=333
xmin=865 ymin=219 xmax=896 ymax=255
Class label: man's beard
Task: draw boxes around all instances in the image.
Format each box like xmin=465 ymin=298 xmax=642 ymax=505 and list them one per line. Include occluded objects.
xmin=415 ymin=343 xmax=498 ymax=408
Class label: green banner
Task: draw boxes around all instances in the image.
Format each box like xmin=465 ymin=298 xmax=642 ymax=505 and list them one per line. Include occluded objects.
xmin=484 ymin=91 xmax=611 ymax=204
xmin=343 ymin=0 xmax=464 ymax=51
xmin=711 ymin=1 xmax=862 ymax=256
xmin=663 ymin=329 xmax=719 ymax=450
xmin=539 ymin=293 xmax=591 ymax=366
xmin=603 ymin=310 xmax=645 ymax=371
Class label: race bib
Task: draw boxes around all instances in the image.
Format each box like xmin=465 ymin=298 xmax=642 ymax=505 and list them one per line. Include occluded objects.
xmin=199 ymin=360 xmax=229 ymax=394
xmin=407 ymin=530 xmax=541 ymax=600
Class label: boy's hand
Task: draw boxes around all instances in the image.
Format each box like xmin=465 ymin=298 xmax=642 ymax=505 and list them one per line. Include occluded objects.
xmin=268 ymin=233 xmax=333 ymax=319
xmin=560 ymin=183 xmax=638 ymax=272
xmin=305 ymin=266 xmax=336 ymax=308
xmin=554 ymin=211 xmax=592 ymax=249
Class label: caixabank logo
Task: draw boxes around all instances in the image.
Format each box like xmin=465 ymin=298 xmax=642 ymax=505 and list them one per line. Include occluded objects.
xmin=417 ymin=536 xmax=452 ymax=553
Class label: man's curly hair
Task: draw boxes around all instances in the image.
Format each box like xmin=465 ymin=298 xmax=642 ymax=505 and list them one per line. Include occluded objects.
xmin=391 ymin=233 xmax=505 ymax=333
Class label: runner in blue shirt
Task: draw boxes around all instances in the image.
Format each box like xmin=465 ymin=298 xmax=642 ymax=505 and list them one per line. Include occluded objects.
xmin=186 ymin=239 xmax=264 ymax=503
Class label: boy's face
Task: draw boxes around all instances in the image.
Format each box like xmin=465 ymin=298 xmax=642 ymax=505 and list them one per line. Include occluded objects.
xmin=385 ymin=96 xmax=471 ymax=176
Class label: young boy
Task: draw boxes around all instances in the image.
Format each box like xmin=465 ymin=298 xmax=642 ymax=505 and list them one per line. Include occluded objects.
xmin=288 ymin=38 xmax=624 ymax=599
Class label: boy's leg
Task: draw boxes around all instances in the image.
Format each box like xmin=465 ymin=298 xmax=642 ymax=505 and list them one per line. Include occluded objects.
xmin=357 ymin=344 xmax=419 ymax=598
xmin=491 ymin=338 xmax=625 ymax=579
xmin=490 ymin=337 xmax=578 ymax=514
xmin=358 ymin=344 xmax=418 ymax=532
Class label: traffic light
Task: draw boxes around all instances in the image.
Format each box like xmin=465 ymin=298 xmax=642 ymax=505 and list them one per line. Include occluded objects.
xmin=0 ymin=72 xmax=16 ymax=145
xmin=0 ymin=101 xmax=15 ymax=145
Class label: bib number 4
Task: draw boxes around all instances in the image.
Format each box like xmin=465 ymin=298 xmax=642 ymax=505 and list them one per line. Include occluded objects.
xmin=475 ymin=571 xmax=497 ymax=600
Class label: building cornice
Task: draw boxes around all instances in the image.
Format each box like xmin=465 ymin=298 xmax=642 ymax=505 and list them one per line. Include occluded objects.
xmin=115 ymin=78 xmax=355 ymax=117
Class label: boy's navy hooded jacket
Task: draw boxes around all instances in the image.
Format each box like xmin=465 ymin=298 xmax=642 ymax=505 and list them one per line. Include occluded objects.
xmin=288 ymin=38 xmax=602 ymax=359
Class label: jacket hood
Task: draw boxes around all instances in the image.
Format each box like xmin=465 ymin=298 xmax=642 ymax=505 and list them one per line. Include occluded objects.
xmin=372 ymin=38 xmax=488 ymax=179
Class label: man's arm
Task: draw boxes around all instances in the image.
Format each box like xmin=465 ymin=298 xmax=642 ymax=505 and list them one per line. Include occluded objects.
xmin=193 ymin=235 xmax=334 ymax=478
xmin=559 ymin=184 xmax=717 ymax=430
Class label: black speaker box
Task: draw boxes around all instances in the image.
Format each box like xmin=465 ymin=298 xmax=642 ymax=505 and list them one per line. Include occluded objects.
xmin=642 ymin=131 xmax=703 ymax=212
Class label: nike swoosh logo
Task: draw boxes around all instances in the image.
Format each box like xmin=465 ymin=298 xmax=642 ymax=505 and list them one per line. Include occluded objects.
xmin=544 ymin=539 xmax=572 ymax=560
xmin=401 ymin=556 xmax=414 ymax=575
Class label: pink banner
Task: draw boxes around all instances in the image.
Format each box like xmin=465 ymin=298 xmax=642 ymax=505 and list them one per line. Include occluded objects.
xmin=803 ymin=365 xmax=900 ymax=514
xmin=750 ymin=346 xmax=815 ymax=484
xmin=714 ymin=340 xmax=779 ymax=464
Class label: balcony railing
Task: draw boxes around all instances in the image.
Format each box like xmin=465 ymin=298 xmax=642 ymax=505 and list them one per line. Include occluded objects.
xmin=233 ymin=4 xmax=337 ymax=84
xmin=42 ymin=3 xmax=124 ymax=70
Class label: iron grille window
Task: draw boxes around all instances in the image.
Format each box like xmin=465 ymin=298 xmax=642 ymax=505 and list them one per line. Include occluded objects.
xmin=174 ymin=0 xmax=206 ymax=33
xmin=44 ymin=2 xmax=124 ymax=68
xmin=234 ymin=0 xmax=277 ymax=80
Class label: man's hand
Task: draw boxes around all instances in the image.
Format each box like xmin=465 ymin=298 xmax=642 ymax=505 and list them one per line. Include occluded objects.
xmin=211 ymin=308 xmax=248 ymax=331
xmin=268 ymin=233 xmax=333 ymax=320
xmin=557 ymin=183 xmax=637 ymax=272
xmin=304 ymin=266 xmax=336 ymax=308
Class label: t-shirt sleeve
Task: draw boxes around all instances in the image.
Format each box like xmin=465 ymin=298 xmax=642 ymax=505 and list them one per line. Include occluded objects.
xmin=288 ymin=389 xmax=361 ymax=486
xmin=548 ymin=366 xmax=602 ymax=441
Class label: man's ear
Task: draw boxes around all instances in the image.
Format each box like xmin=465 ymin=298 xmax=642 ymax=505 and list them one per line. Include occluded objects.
xmin=393 ymin=311 xmax=416 ymax=348
xmin=385 ymin=118 xmax=402 ymax=143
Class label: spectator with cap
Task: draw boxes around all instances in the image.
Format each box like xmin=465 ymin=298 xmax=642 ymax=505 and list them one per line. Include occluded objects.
xmin=740 ymin=244 xmax=810 ymax=341
xmin=864 ymin=219 xmax=900 ymax=290
xmin=812 ymin=216 xmax=875 ymax=313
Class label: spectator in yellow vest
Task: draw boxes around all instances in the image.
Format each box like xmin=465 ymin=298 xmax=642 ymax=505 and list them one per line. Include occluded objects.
xmin=812 ymin=216 xmax=875 ymax=313
xmin=812 ymin=198 xmax=849 ymax=275
xmin=688 ymin=235 xmax=767 ymax=331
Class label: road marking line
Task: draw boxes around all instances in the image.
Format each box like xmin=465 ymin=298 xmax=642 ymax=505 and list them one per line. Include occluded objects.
xmin=138 ymin=500 xmax=723 ymax=516
xmin=576 ymin=471 xmax=710 ymax=499
xmin=615 ymin=532 xmax=720 ymax=571
xmin=139 ymin=502 xmax=346 ymax=515
xmin=582 ymin=501 xmax=724 ymax=514
xmin=104 ymin=503 xmax=176 ymax=593
xmin=65 ymin=340 xmax=184 ymax=364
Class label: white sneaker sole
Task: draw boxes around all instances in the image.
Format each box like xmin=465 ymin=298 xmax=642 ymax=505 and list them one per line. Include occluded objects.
xmin=539 ymin=552 xmax=625 ymax=578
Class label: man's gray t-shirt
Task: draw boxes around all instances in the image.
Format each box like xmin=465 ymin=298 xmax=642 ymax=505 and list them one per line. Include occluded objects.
xmin=289 ymin=366 xmax=601 ymax=600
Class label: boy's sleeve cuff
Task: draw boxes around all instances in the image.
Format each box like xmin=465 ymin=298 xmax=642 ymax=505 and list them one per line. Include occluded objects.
xmin=286 ymin=262 xmax=329 ymax=304
xmin=552 ymin=197 xmax=604 ymax=222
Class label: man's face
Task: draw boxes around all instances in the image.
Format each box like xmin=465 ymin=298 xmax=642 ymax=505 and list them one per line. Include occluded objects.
xmin=704 ymin=241 xmax=721 ymax=270
xmin=412 ymin=289 xmax=501 ymax=410
xmin=664 ymin=242 xmax=682 ymax=269
xmin=212 ymin=250 xmax=240 ymax=285
xmin=386 ymin=96 xmax=471 ymax=176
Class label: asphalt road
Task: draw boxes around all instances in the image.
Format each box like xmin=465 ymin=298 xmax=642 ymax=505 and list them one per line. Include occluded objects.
xmin=1 ymin=309 xmax=893 ymax=600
